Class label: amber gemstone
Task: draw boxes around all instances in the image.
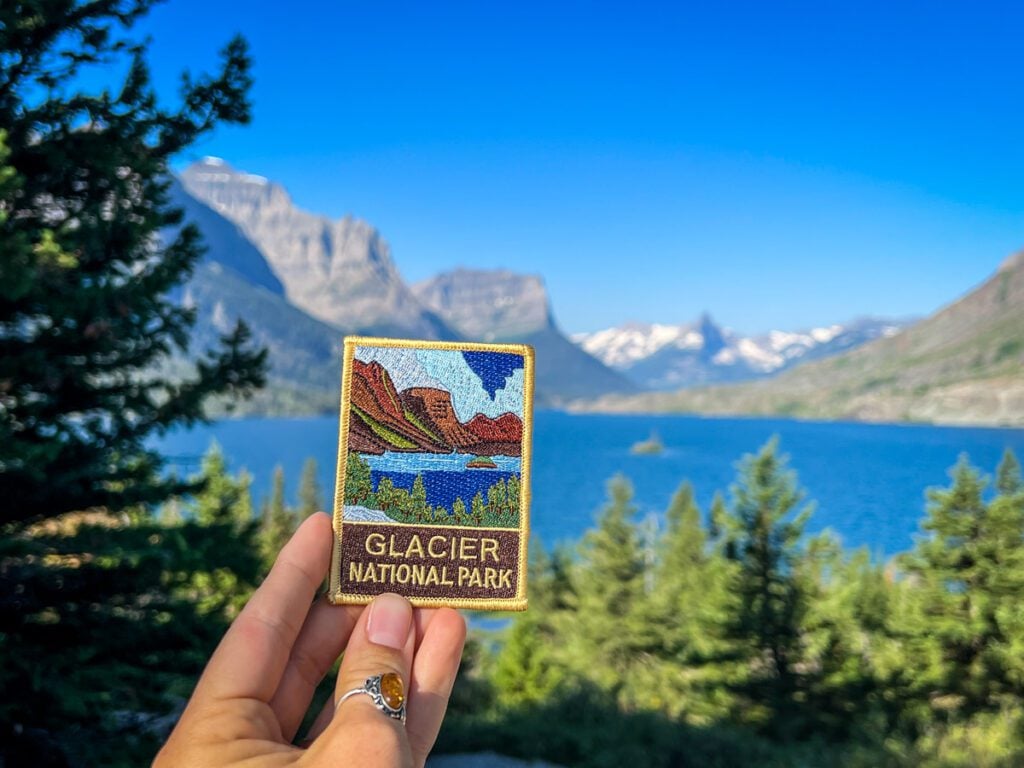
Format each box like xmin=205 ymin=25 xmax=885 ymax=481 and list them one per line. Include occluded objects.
xmin=380 ymin=672 xmax=405 ymax=710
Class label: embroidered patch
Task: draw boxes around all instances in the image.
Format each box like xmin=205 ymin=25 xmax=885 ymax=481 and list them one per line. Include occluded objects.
xmin=329 ymin=337 xmax=533 ymax=611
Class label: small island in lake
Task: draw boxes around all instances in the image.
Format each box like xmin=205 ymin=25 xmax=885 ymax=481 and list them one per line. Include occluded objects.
xmin=630 ymin=431 xmax=664 ymax=455
xmin=466 ymin=455 xmax=499 ymax=469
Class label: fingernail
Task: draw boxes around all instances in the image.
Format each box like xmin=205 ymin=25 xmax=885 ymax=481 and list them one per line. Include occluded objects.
xmin=366 ymin=593 xmax=411 ymax=649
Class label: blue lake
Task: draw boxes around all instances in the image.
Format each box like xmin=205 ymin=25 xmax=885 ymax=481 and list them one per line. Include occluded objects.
xmin=156 ymin=411 xmax=1024 ymax=559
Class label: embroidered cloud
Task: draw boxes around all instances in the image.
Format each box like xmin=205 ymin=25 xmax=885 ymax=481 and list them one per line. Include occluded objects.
xmin=415 ymin=349 xmax=524 ymax=422
xmin=353 ymin=346 xmax=443 ymax=390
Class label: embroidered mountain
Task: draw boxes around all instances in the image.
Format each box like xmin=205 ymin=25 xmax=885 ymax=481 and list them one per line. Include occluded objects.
xmin=348 ymin=359 xmax=523 ymax=456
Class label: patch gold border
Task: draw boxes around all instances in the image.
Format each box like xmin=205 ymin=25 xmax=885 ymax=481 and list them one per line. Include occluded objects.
xmin=328 ymin=336 xmax=533 ymax=611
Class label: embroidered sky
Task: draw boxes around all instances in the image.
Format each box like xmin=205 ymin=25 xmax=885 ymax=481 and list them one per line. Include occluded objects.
xmin=354 ymin=346 xmax=524 ymax=422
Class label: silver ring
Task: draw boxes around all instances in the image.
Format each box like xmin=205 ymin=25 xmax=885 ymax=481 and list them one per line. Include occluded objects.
xmin=336 ymin=672 xmax=406 ymax=724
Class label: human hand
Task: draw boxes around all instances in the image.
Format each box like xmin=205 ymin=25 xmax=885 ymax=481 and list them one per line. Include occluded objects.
xmin=155 ymin=512 xmax=467 ymax=768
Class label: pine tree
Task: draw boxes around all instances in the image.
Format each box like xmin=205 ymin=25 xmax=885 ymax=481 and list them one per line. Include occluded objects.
xmin=653 ymin=483 xmax=709 ymax=652
xmin=997 ymin=448 xmax=1022 ymax=496
xmin=571 ymin=475 xmax=647 ymax=692
xmin=720 ymin=438 xmax=814 ymax=734
xmin=0 ymin=5 xmax=264 ymax=762
xmin=235 ymin=469 xmax=254 ymax=524
xmin=902 ymin=453 xmax=1024 ymax=715
xmin=298 ymin=457 xmax=323 ymax=519
xmin=492 ymin=542 xmax=572 ymax=707
xmin=0 ymin=2 xmax=265 ymax=524
xmin=260 ymin=465 xmax=295 ymax=564
xmin=191 ymin=441 xmax=242 ymax=525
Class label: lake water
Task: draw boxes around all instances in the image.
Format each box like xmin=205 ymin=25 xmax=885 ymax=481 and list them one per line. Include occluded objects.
xmin=157 ymin=411 xmax=1024 ymax=559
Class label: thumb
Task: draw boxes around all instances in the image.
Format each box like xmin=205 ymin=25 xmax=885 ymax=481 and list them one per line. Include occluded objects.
xmin=308 ymin=593 xmax=415 ymax=766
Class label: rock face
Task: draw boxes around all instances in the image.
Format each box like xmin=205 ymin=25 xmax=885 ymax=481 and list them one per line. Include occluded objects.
xmin=180 ymin=157 xmax=453 ymax=338
xmin=414 ymin=269 xmax=637 ymax=402
xmin=348 ymin=359 xmax=523 ymax=456
xmin=400 ymin=387 xmax=479 ymax=448
xmin=575 ymin=313 xmax=909 ymax=390
xmin=464 ymin=413 xmax=524 ymax=456
xmin=413 ymin=269 xmax=552 ymax=341
xmin=162 ymin=180 xmax=342 ymax=415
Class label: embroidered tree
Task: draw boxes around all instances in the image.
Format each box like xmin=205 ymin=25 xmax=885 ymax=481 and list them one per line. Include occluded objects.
xmin=411 ymin=474 xmax=428 ymax=522
xmin=377 ymin=476 xmax=396 ymax=512
xmin=453 ymin=496 xmax=467 ymax=525
xmin=345 ymin=452 xmax=372 ymax=505
xmin=471 ymin=491 xmax=486 ymax=526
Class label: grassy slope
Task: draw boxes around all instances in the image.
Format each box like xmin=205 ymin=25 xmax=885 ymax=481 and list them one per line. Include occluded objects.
xmin=579 ymin=254 xmax=1024 ymax=427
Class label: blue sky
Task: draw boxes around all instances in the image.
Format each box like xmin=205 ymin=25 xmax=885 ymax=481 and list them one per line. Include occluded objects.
xmin=126 ymin=1 xmax=1023 ymax=334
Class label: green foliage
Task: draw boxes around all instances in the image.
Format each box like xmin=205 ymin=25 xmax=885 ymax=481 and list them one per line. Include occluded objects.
xmin=260 ymin=465 xmax=298 ymax=565
xmin=0 ymin=4 xmax=270 ymax=763
xmin=901 ymin=453 xmax=1024 ymax=719
xmin=0 ymin=0 xmax=266 ymax=524
xmin=571 ymin=475 xmax=648 ymax=692
xmin=717 ymin=438 xmax=816 ymax=734
xmin=188 ymin=441 xmax=252 ymax=526
xmin=298 ymin=457 xmax=323 ymax=518
xmin=0 ymin=460 xmax=263 ymax=765
xmin=344 ymin=451 xmax=373 ymax=506
xmin=445 ymin=445 xmax=1024 ymax=767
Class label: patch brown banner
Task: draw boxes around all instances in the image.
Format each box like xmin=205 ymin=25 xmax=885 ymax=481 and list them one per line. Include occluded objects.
xmin=339 ymin=524 xmax=521 ymax=600
xmin=329 ymin=337 xmax=532 ymax=611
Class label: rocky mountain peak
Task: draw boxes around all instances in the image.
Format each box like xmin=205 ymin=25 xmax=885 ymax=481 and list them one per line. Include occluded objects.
xmin=413 ymin=269 xmax=554 ymax=341
xmin=696 ymin=312 xmax=727 ymax=358
xmin=179 ymin=160 xmax=452 ymax=338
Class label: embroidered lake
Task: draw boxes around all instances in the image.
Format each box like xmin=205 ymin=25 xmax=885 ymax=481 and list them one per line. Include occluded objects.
xmin=356 ymin=451 xmax=521 ymax=512
xmin=156 ymin=411 xmax=1024 ymax=558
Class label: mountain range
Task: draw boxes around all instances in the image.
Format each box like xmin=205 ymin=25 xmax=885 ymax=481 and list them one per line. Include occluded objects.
xmin=172 ymin=158 xmax=636 ymax=411
xmin=578 ymin=252 xmax=1024 ymax=426
xmin=169 ymin=157 xmax=1019 ymax=426
xmin=574 ymin=314 xmax=909 ymax=390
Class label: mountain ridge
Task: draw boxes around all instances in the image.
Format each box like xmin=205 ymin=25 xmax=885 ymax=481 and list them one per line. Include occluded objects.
xmin=575 ymin=314 xmax=909 ymax=390
xmin=181 ymin=157 xmax=455 ymax=339
xmin=414 ymin=268 xmax=638 ymax=402
xmin=576 ymin=253 xmax=1024 ymax=427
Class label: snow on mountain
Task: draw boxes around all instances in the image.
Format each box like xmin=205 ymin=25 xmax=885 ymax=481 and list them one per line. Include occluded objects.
xmin=575 ymin=315 xmax=909 ymax=390
xmin=570 ymin=323 xmax=702 ymax=368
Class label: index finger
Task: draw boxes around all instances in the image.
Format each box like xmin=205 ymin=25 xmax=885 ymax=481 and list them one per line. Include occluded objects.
xmin=192 ymin=511 xmax=334 ymax=704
